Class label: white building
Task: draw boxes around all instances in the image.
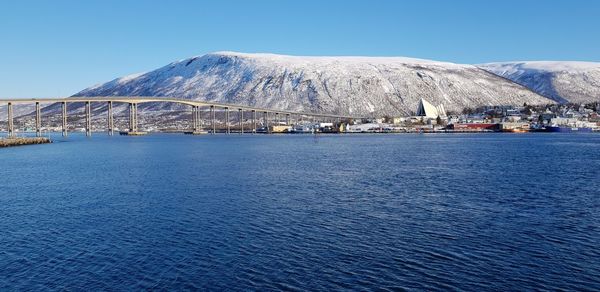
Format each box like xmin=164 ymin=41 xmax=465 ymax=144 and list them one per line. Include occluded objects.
xmin=347 ymin=123 xmax=388 ymax=132
xmin=416 ymin=98 xmax=447 ymax=119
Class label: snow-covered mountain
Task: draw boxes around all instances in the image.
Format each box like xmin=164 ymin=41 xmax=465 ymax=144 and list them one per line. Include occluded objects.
xmin=73 ymin=52 xmax=553 ymax=116
xmin=478 ymin=61 xmax=600 ymax=104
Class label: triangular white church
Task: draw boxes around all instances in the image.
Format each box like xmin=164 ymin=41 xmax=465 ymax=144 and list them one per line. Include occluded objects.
xmin=416 ymin=98 xmax=447 ymax=119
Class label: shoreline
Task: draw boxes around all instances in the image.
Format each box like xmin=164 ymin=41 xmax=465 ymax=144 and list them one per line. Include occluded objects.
xmin=1 ymin=128 xmax=598 ymax=138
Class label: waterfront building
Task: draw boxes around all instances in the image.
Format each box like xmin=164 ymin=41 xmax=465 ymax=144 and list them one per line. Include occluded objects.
xmin=551 ymin=117 xmax=579 ymax=126
xmin=540 ymin=110 xmax=556 ymax=124
xmin=564 ymin=109 xmax=583 ymax=119
xmin=271 ymin=125 xmax=292 ymax=133
xmin=448 ymin=123 xmax=500 ymax=132
xmin=448 ymin=115 xmax=460 ymax=124
xmin=392 ymin=117 xmax=406 ymax=125
xmin=347 ymin=123 xmax=388 ymax=133
xmin=500 ymin=122 xmax=530 ymax=132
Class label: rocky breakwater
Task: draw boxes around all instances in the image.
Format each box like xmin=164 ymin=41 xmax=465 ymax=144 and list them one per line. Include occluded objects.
xmin=0 ymin=137 xmax=51 ymax=148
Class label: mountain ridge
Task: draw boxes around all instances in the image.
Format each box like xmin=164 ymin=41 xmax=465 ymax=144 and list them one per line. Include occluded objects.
xmin=73 ymin=52 xmax=555 ymax=116
xmin=478 ymin=61 xmax=600 ymax=104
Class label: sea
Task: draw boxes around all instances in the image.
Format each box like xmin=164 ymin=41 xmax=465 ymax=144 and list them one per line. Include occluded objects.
xmin=1 ymin=133 xmax=599 ymax=290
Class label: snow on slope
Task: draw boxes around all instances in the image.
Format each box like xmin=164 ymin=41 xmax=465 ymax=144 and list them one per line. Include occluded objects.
xmin=0 ymin=103 xmax=36 ymax=118
xmin=479 ymin=61 xmax=600 ymax=104
xmin=73 ymin=52 xmax=553 ymax=116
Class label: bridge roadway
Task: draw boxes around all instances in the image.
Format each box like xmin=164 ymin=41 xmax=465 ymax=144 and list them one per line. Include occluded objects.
xmin=0 ymin=96 xmax=362 ymax=137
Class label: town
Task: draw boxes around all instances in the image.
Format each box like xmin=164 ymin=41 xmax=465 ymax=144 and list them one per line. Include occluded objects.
xmin=349 ymin=99 xmax=600 ymax=133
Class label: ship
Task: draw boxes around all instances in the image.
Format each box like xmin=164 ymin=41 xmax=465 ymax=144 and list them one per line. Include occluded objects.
xmin=545 ymin=126 xmax=593 ymax=133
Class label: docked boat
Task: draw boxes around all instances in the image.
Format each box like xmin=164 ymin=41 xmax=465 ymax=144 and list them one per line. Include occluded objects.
xmin=290 ymin=125 xmax=314 ymax=134
xmin=546 ymin=126 xmax=593 ymax=133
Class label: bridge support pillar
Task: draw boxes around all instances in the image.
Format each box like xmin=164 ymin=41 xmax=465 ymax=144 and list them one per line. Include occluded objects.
xmin=7 ymin=102 xmax=14 ymax=138
xmin=129 ymin=103 xmax=138 ymax=132
xmin=239 ymin=109 xmax=243 ymax=134
xmin=62 ymin=102 xmax=68 ymax=137
xmin=252 ymin=110 xmax=256 ymax=134
xmin=285 ymin=113 xmax=290 ymax=126
xmin=265 ymin=112 xmax=271 ymax=134
xmin=199 ymin=106 xmax=202 ymax=131
xmin=85 ymin=101 xmax=91 ymax=137
xmin=35 ymin=102 xmax=41 ymax=137
xmin=107 ymin=101 xmax=114 ymax=135
xmin=210 ymin=105 xmax=215 ymax=134
xmin=225 ymin=107 xmax=230 ymax=134
xmin=191 ymin=105 xmax=199 ymax=132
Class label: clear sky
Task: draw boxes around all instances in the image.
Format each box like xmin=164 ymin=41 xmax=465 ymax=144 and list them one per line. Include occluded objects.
xmin=0 ymin=0 xmax=598 ymax=97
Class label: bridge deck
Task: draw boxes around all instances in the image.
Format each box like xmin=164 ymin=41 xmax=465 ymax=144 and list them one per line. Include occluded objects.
xmin=0 ymin=96 xmax=363 ymax=119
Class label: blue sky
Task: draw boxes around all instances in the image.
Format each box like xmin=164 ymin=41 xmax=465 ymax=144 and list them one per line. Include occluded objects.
xmin=0 ymin=0 xmax=598 ymax=97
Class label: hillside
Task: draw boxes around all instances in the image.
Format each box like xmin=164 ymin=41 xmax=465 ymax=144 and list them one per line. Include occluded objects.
xmin=73 ymin=52 xmax=553 ymax=116
xmin=479 ymin=61 xmax=600 ymax=104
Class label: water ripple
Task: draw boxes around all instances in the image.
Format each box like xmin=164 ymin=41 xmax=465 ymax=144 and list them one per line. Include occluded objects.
xmin=0 ymin=133 xmax=599 ymax=290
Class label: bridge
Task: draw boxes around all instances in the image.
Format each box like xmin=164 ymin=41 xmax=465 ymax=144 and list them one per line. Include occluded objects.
xmin=0 ymin=96 xmax=361 ymax=137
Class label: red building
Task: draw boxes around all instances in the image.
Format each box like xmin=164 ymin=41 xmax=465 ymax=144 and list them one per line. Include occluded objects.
xmin=448 ymin=123 xmax=500 ymax=132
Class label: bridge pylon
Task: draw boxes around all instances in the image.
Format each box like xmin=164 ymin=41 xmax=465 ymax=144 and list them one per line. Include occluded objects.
xmin=128 ymin=103 xmax=138 ymax=133
xmin=225 ymin=107 xmax=230 ymax=134
xmin=252 ymin=110 xmax=256 ymax=134
xmin=85 ymin=101 xmax=91 ymax=137
xmin=61 ymin=102 xmax=68 ymax=137
xmin=35 ymin=102 xmax=41 ymax=137
xmin=7 ymin=102 xmax=14 ymax=138
xmin=239 ymin=109 xmax=243 ymax=134
xmin=107 ymin=101 xmax=114 ymax=136
xmin=210 ymin=105 xmax=215 ymax=134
